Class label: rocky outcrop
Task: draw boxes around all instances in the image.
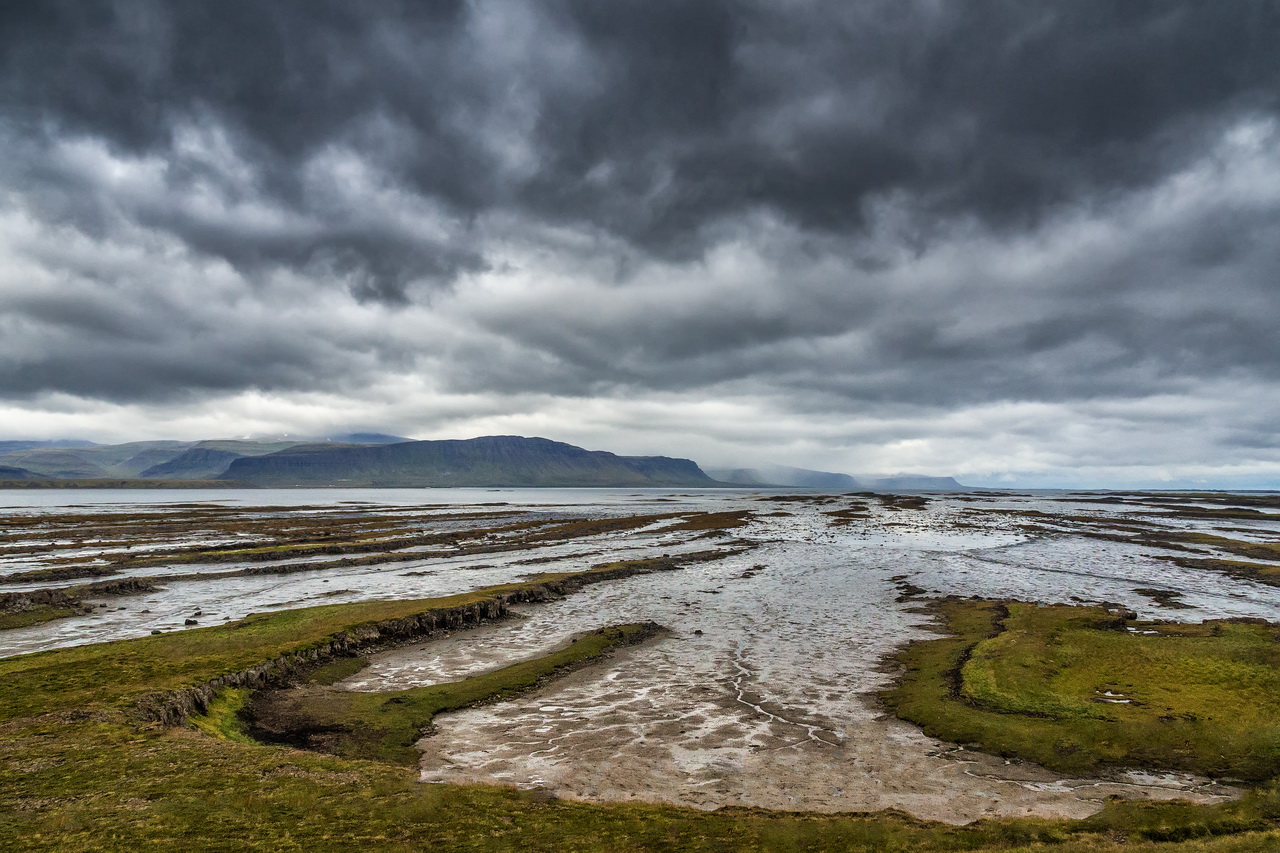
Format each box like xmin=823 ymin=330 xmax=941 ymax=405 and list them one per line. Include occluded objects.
xmin=0 ymin=578 xmax=158 ymax=615
xmin=75 ymin=578 xmax=161 ymax=596
xmin=0 ymin=587 xmax=89 ymax=616
xmin=0 ymin=564 xmax=120 ymax=584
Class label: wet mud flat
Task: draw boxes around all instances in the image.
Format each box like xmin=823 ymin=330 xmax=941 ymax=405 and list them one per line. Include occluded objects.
xmin=350 ymin=555 xmax=1244 ymax=823
xmin=4 ymin=487 xmax=1280 ymax=828
xmin=414 ymin=651 xmax=1238 ymax=822
xmin=0 ymin=494 xmax=752 ymax=655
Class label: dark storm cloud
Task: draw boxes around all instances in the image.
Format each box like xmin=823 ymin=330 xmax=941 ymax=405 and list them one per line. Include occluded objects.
xmin=452 ymin=171 xmax=1280 ymax=411
xmin=2 ymin=0 xmax=1280 ymax=484
xmin=6 ymin=1 xmax=1277 ymax=270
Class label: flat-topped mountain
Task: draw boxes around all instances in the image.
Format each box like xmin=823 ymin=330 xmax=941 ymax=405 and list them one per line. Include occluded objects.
xmin=221 ymin=435 xmax=717 ymax=487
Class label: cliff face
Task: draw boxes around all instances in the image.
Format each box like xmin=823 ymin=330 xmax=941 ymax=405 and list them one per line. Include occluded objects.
xmin=221 ymin=435 xmax=718 ymax=487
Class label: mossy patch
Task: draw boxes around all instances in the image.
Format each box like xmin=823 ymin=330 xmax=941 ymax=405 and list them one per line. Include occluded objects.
xmin=0 ymin=604 xmax=79 ymax=631
xmin=6 ymin=591 xmax=1280 ymax=849
xmin=189 ymin=687 xmax=256 ymax=744
xmin=885 ymin=599 xmax=1280 ymax=781
xmin=7 ymin=698 xmax=1280 ymax=851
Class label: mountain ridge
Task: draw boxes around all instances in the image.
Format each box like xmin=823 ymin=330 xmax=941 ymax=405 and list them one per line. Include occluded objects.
xmin=221 ymin=435 xmax=716 ymax=487
xmin=0 ymin=435 xmax=966 ymax=490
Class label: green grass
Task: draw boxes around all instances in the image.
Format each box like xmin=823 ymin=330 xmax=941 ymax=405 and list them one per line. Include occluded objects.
xmin=7 ymin=588 xmax=1280 ymax=849
xmin=7 ymin=708 xmax=1280 ymax=851
xmin=246 ymin=623 xmax=662 ymax=764
xmin=959 ymin=605 xmax=1127 ymax=720
xmin=886 ymin=600 xmax=1280 ymax=781
xmin=189 ymin=687 xmax=256 ymax=744
xmin=304 ymin=656 xmax=370 ymax=685
xmin=0 ymin=604 xmax=77 ymax=631
xmin=0 ymin=593 xmax=490 ymax=720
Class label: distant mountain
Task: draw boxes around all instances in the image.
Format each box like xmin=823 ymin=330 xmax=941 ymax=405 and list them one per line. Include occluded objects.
xmin=704 ymin=464 xmax=966 ymax=492
xmin=193 ymin=440 xmax=314 ymax=454
xmin=0 ymin=438 xmax=364 ymax=481
xmin=0 ymin=441 xmax=194 ymax=478
xmin=229 ymin=432 xmax=412 ymax=445
xmin=0 ymin=440 xmax=97 ymax=455
xmin=0 ymin=434 xmax=964 ymax=490
xmin=141 ymin=448 xmax=249 ymax=479
xmin=109 ymin=443 xmax=197 ymax=477
xmin=0 ymin=449 xmax=104 ymax=478
xmin=867 ymin=475 xmax=965 ymax=491
xmin=705 ymin=465 xmax=862 ymax=489
xmin=328 ymin=432 xmax=411 ymax=445
xmin=221 ymin=435 xmax=718 ymax=487
xmin=140 ymin=440 xmax=321 ymax=479
xmin=703 ymin=468 xmax=763 ymax=485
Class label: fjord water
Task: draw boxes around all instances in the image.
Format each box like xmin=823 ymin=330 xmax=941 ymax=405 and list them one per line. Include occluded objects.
xmin=2 ymin=488 xmax=1277 ymax=821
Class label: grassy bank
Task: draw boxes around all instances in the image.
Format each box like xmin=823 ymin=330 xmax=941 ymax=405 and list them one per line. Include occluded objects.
xmin=0 ymin=556 xmax=702 ymax=721
xmin=0 ymin=603 xmax=78 ymax=631
xmin=6 ymin=589 xmax=1280 ymax=850
xmin=245 ymin=622 xmax=663 ymax=764
xmin=7 ymin=699 xmax=1280 ymax=851
xmin=884 ymin=599 xmax=1280 ymax=781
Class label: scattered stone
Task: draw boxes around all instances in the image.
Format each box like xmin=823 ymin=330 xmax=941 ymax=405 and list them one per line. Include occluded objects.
xmin=1133 ymin=587 xmax=1194 ymax=609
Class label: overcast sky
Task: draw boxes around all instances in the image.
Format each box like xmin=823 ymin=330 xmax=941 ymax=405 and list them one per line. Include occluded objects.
xmin=2 ymin=1 xmax=1278 ymax=487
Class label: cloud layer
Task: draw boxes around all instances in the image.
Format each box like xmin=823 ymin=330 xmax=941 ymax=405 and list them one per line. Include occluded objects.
xmin=2 ymin=1 xmax=1279 ymax=486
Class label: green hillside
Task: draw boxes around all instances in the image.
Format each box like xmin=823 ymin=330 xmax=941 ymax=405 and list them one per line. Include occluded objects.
xmin=140 ymin=440 xmax=311 ymax=479
xmin=0 ymin=441 xmax=192 ymax=478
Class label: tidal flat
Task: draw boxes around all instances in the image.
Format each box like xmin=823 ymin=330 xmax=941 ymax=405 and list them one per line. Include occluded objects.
xmin=5 ymin=487 xmax=1280 ymax=850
